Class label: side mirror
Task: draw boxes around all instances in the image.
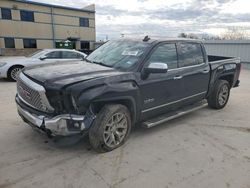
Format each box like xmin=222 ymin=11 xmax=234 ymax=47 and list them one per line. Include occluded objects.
xmin=144 ymin=63 xmax=168 ymax=74
xmin=39 ymin=56 xmax=47 ymax=61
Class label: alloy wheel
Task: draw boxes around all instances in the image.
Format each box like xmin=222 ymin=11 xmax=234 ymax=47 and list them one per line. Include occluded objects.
xmin=218 ymin=84 xmax=229 ymax=106
xmin=11 ymin=68 xmax=22 ymax=81
xmin=103 ymin=112 xmax=128 ymax=148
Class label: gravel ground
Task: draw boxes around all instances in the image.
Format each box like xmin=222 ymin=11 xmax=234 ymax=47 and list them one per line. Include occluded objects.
xmin=0 ymin=68 xmax=249 ymax=188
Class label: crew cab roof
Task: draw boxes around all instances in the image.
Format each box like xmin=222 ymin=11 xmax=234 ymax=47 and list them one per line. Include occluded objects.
xmin=115 ymin=37 xmax=203 ymax=44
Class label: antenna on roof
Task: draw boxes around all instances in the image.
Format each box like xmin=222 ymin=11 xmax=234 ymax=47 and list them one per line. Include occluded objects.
xmin=143 ymin=35 xmax=150 ymax=42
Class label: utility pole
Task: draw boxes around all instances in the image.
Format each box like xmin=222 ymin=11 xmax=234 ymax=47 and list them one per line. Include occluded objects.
xmin=50 ymin=7 xmax=56 ymax=48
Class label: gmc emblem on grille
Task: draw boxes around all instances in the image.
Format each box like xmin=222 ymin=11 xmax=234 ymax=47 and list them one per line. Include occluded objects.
xmin=19 ymin=86 xmax=31 ymax=100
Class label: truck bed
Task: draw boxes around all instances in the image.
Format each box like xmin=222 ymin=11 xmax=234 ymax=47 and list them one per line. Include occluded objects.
xmin=207 ymin=55 xmax=241 ymax=88
xmin=208 ymin=55 xmax=240 ymax=69
xmin=208 ymin=55 xmax=240 ymax=64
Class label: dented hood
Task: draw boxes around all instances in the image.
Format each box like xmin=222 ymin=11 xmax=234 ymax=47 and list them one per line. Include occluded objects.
xmin=23 ymin=61 xmax=126 ymax=86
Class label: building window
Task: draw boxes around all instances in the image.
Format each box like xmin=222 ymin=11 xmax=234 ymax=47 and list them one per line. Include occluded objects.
xmin=79 ymin=18 xmax=89 ymax=27
xmin=4 ymin=38 xmax=15 ymax=48
xmin=1 ymin=8 xmax=12 ymax=20
xmin=81 ymin=41 xmax=90 ymax=49
xmin=23 ymin=39 xmax=37 ymax=48
xmin=20 ymin=10 xmax=34 ymax=22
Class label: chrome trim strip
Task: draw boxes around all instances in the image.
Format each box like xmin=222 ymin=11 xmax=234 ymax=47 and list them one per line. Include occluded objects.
xmin=18 ymin=73 xmax=54 ymax=112
xmin=142 ymin=91 xmax=207 ymax=113
xmin=168 ymin=63 xmax=206 ymax=72
xmin=19 ymin=73 xmax=44 ymax=92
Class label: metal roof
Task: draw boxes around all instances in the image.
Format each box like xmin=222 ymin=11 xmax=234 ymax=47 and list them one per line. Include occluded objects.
xmin=204 ymin=40 xmax=250 ymax=44
xmin=13 ymin=0 xmax=95 ymax=13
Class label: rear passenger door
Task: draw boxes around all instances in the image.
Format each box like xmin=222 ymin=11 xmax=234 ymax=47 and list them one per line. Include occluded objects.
xmin=176 ymin=42 xmax=210 ymax=103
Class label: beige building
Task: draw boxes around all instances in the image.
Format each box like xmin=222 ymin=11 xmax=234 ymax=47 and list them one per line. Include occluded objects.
xmin=0 ymin=0 xmax=96 ymax=55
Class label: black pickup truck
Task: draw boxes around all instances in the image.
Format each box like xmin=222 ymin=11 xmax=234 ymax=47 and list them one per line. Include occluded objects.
xmin=16 ymin=38 xmax=241 ymax=152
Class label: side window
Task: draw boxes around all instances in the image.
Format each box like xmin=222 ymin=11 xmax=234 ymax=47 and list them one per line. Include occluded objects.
xmin=1 ymin=8 xmax=12 ymax=20
xmin=45 ymin=51 xmax=61 ymax=59
xmin=61 ymin=51 xmax=81 ymax=59
xmin=81 ymin=41 xmax=90 ymax=50
xmin=23 ymin=39 xmax=37 ymax=48
xmin=4 ymin=38 xmax=15 ymax=48
xmin=79 ymin=18 xmax=89 ymax=27
xmin=148 ymin=43 xmax=178 ymax=69
xmin=20 ymin=10 xmax=34 ymax=22
xmin=178 ymin=43 xmax=205 ymax=67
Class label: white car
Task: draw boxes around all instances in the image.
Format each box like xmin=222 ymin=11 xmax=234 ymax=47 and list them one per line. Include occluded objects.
xmin=0 ymin=49 xmax=87 ymax=81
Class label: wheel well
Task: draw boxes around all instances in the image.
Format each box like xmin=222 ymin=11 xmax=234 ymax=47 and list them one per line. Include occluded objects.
xmin=7 ymin=65 xmax=24 ymax=75
xmin=219 ymin=75 xmax=234 ymax=88
xmin=91 ymin=99 xmax=136 ymax=123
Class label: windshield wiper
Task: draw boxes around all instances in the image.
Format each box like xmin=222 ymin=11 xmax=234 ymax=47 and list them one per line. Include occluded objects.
xmin=92 ymin=61 xmax=112 ymax=68
xmin=85 ymin=59 xmax=112 ymax=68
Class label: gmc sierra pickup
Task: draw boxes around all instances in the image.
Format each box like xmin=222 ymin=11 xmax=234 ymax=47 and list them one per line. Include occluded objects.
xmin=15 ymin=38 xmax=241 ymax=152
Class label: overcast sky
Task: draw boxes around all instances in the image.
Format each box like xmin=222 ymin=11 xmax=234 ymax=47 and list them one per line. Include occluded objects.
xmin=32 ymin=0 xmax=250 ymax=40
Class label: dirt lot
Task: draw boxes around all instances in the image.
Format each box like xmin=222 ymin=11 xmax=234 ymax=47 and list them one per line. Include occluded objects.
xmin=0 ymin=68 xmax=250 ymax=188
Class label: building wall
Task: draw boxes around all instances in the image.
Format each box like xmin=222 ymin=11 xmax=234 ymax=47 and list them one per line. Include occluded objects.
xmin=204 ymin=40 xmax=250 ymax=62
xmin=0 ymin=38 xmax=4 ymax=48
xmin=0 ymin=0 xmax=95 ymax=55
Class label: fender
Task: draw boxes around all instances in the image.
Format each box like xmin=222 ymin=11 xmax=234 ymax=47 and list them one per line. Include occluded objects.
xmin=207 ymin=62 xmax=239 ymax=97
xmin=67 ymin=78 xmax=141 ymax=124
xmin=92 ymin=96 xmax=138 ymax=123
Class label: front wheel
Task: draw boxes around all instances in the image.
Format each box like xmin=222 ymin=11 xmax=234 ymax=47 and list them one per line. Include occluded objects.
xmin=89 ymin=104 xmax=131 ymax=153
xmin=207 ymin=80 xmax=230 ymax=109
xmin=8 ymin=66 xmax=23 ymax=81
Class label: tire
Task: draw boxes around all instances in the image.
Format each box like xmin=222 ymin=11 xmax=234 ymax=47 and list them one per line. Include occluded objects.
xmin=207 ymin=80 xmax=230 ymax=109
xmin=89 ymin=104 xmax=131 ymax=153
xmin=7 ymin=66 xmax=23 ymax=81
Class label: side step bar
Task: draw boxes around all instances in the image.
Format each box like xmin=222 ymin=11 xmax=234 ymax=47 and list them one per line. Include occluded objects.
xmin=142 ymin=101 xmax=208 ymax=128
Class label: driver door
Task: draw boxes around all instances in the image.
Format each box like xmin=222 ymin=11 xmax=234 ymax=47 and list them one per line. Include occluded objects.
xmin=139 ymin=43 xmax=184 ymax=120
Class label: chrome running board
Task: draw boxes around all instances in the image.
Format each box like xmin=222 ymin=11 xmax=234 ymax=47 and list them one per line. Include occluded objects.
xmin=142 ymin=101 xmax=208 ymax=128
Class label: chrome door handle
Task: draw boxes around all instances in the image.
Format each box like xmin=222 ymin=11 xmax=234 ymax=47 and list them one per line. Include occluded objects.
xmin=173 ymin=75 xmax=183 ymax=80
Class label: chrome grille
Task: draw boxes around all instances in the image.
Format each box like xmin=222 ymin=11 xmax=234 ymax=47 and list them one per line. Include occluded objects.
xmin=17 ymin=79 xmax=43 ymax=110
xmin=17 ymin=73 xmax=54 ymax=112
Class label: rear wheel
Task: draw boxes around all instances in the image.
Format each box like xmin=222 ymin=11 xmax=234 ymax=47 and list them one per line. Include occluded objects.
xmin=207 ymin=80 xmax=230 ymax=109
xmin=7 ymin=66 xmax=23 ymax=81
xmin=89 ymin=104 xmax=131 ymax=153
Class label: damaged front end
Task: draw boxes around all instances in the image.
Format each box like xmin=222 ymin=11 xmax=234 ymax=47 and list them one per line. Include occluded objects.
xmin=16 ymin=95 xmax=95 ymax=137
xmin=15 ymin=72 xmax=96 ymax=138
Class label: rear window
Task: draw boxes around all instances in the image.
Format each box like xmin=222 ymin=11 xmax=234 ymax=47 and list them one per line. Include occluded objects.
xmin=178 ymin=43 xmax=205 ymax=67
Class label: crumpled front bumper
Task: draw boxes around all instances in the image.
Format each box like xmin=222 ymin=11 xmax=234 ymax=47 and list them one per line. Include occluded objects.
xmin=16 ymin=99 xmax=89 ymax=137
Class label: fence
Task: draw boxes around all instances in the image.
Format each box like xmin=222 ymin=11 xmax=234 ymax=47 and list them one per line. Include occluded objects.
xmin=204 ymin=40 xmax=250 ymax=63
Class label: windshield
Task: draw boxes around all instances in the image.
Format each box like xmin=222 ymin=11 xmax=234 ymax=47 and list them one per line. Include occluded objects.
xmin=27 ymin=50 xmax=45 ymax=58
xmin=86 ymin=40 xmax=150 ymax=70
